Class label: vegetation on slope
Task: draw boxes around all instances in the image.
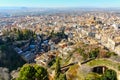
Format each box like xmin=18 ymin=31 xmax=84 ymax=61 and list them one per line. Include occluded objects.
xmin=0 ymin=44 xmax=26 ymax=71
xmin=16 ymin=64 xmax=49 ymax=80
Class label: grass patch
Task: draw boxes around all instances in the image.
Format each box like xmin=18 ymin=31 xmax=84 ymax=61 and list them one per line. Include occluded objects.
xmin=67 ymin=64 xmax=80 ymax=80
xmin=87 ymin=59 xmax=120 ymax=71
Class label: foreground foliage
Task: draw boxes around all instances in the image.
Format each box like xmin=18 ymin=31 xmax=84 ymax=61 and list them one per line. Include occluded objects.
xmin=17 ymin=64 xmax=48 ymax=80
xmin=54 ymin=57 xmax=67 ymax=80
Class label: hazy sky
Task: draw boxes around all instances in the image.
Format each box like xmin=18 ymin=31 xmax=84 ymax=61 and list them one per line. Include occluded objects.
xmin=0 ymin=0 xmax=120 ymax=8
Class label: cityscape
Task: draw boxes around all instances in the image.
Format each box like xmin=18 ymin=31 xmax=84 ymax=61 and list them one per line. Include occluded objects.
xmin=0 ymin=0 xmax=120 ymax=80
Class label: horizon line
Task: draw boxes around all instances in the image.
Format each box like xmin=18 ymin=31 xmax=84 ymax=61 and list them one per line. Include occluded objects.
xmin=0 ymin=6 xmax=120 ymax=9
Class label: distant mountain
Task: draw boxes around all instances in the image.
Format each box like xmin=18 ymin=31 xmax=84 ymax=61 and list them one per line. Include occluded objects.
xmin=0 ymin=7 xmax=28 ymax=9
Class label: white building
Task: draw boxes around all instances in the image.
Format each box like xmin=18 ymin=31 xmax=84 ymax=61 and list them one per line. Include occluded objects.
xmin=112 ymin=24 xmax=120 ymax=30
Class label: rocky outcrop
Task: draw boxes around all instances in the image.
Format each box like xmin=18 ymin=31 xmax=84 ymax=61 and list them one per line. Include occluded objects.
xmin=0 ymin=67 xmax=10 ymax=80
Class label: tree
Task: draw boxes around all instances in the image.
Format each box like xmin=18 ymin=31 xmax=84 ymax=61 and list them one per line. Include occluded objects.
xmin=58 ymin=74 xmax=67 ymax=80
xmin=54 ymin=57 xmax=67 ymax=80
xmin=17 ymin=64 xmax=48 ymax=80
xmin=89 ymin=48 xmax=99 ymax=58
xmin=86 ymin=69 xmax=117 ymax=80
xmin=101 ymin=69 xmax=117 ymax=80
xmin=34 ymin=65 xmax=49 ymax=80
xmin=105 ymin=52 xmax=117 ymax=58
xmin=77 ymin=48 xmax=88 ymax=60
xmin=16 ymin=29 xmax=36 ymax=40
xmin=54 ymin=57 xmax=61 ymax=80
xmin=17 ymin=29 xmax=24 ymax=40
xmin=18 ymin=64 xmax=36 ymax=80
